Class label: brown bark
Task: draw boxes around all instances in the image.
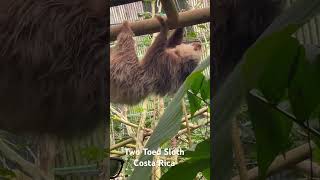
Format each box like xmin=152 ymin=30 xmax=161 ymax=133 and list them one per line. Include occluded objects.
xmin=294 ymin=160 xmax=320 ymax=177
xmin=110 ymin=8 xmax=210 ymax=41
xmin=160 ymin=0 xmax=179 ymax=26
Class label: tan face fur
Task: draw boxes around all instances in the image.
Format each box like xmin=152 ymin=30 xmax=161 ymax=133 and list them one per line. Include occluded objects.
xmin=167 ymin=42 xmax=202 ymax=61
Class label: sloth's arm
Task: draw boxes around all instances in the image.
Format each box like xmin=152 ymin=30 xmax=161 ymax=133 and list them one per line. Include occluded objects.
xmin=166 ymin=28 xmax=183 ymax=48
xmin=142 ymin=16 xmax=168 ymax=62
xmin=115 ymin=21 xmax=135 ymax=52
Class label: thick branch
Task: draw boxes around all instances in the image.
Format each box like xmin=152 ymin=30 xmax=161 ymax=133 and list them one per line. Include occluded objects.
xmin=294 ymin=160 xmax=320 ymax=177
xmin=232 ymin=143 xmax=315 ymax=180
xmin=110 ymin=8 xmax=210 ymax=41
xmin=160 ymin=0 xmax=179 ymax=26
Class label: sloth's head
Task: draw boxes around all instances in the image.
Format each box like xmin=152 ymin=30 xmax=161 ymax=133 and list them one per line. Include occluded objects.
xmin=174 ymin=42 xmax=202 ymax=61
xmin=174 ymin=42 xmax=202 ymax=82
xmin=161 ymin=42 xmax=203 ymax=94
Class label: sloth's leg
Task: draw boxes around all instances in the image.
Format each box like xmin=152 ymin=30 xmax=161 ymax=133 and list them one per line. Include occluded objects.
xmin=166 ymin=28 xmax=184 ymax=48
xmin=115 ymin=21 xmax=136 ymax=52
xmin=142 ymin=16 xmax=168 ymax=61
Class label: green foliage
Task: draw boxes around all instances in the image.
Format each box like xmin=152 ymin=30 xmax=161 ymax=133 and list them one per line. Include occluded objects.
xmin=186 ymin=71 xmax=210 ymax=117
xmin=137 ymin=12 xmax=152 ymax=19
xmin=160 ymin=139 xmax=210 ymax=180
xmin=200 ymin=79 xmax=210 ymax=101
xmin=289 ymin=49 xmax=320 ymax=122
xmin=247 ymin=93 xmax=292 ymax=178
xmin=186 ymin=31 xmax=197 ymax=41
xmin=202 ymin=168 xmax=210 ymax=179
xmin=213 ymin=0 xmax=320 ymax=179
xmin=186 ymin=71 xmax=205 ymax=94
xmin=0 ymin=167 xmax=16 ymax=179
xmin=242 ymin=24 xmax=300 ymax=93
xmin=137 ymin=36 xmax=152 ymax=48
xmin=243 ymin=24 xmax=320 ymax=179
xmin=187 ymin=91 xmax=202 ymax=117
xmin=157 ymin=65 xmax=210 ymax=179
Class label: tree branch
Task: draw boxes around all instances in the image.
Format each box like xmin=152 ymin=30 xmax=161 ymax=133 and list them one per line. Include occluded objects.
xmin=232 ymin=143 xmax=315 ymax=180
xmin=110 ymin=8 xmax=210 ymax=41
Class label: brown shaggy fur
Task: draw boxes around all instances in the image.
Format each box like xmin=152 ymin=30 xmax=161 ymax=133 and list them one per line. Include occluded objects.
xmin=0 ymin=0 xmax=107 ymax=138
xmin=110 ymin=16 xmax=202 ymax=105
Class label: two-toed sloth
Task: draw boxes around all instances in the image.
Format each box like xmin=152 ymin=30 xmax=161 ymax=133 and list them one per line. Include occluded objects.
xmin=110 ymin=16 xmax=202 ymax=105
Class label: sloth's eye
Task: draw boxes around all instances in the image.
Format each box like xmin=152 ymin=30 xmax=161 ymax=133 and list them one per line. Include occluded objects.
xmin=192 ymin=42 xmax=202 ymax=51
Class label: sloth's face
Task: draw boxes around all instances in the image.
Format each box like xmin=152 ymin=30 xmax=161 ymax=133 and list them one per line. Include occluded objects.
xmin=172 ymin=42 xmax=203 ymax=84
xmin=174 ymin=42 xmax=202 ymax=61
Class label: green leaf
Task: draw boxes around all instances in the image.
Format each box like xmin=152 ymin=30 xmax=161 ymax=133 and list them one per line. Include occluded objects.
xmin=247 ymin=93 xmax=292 ymax=179
xmin=0 ymin=167 xmax=15 ymax=179
xmin=160 ymin=139 xmax=210 ymax=180
xmin=185 ymin=71 xmax=209 ymax=105
xmin=186 ymin=71 xmax=204 ymax=94
xmin=258 ymin=38 xmax=300 ymax=103
xmin=200 ymin=79 xmax=210 ymax=101
xmin=243 ymin=24 xmax=300 ymax=94
xmin=202 ymin=168 xmax=210 ymax=180
xmin=160 ymin=159 xmax=209 ymax=180
xmin=289 ymin=47 xmax=320 ymax=122
xmin=186 ymin=31 xmax=197 ymax=39
xmin=187 ymin=91 xmax=202 ymax=117
xmin=184 ymin=139 xmax=210 ymax=160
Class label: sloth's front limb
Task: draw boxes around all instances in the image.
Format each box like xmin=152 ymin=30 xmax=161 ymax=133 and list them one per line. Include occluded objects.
xmin=115 ymin=21 xmax=135 ymax=51
xmin=142 ymin=16 xmax=168 ymax=62
xmin=166 ymin=28 xmax=184 ymax=48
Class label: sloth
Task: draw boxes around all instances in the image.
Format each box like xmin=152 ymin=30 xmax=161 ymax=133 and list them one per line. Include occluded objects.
xmin=110 ymin=16 xmax=202 ymax=105
xmin=0 ymin=0 xmax=107 ymax=138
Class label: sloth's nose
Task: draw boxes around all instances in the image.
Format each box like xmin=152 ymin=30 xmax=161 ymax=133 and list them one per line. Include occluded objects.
xmin=192 ymin=42 xmax=202 ymax=51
